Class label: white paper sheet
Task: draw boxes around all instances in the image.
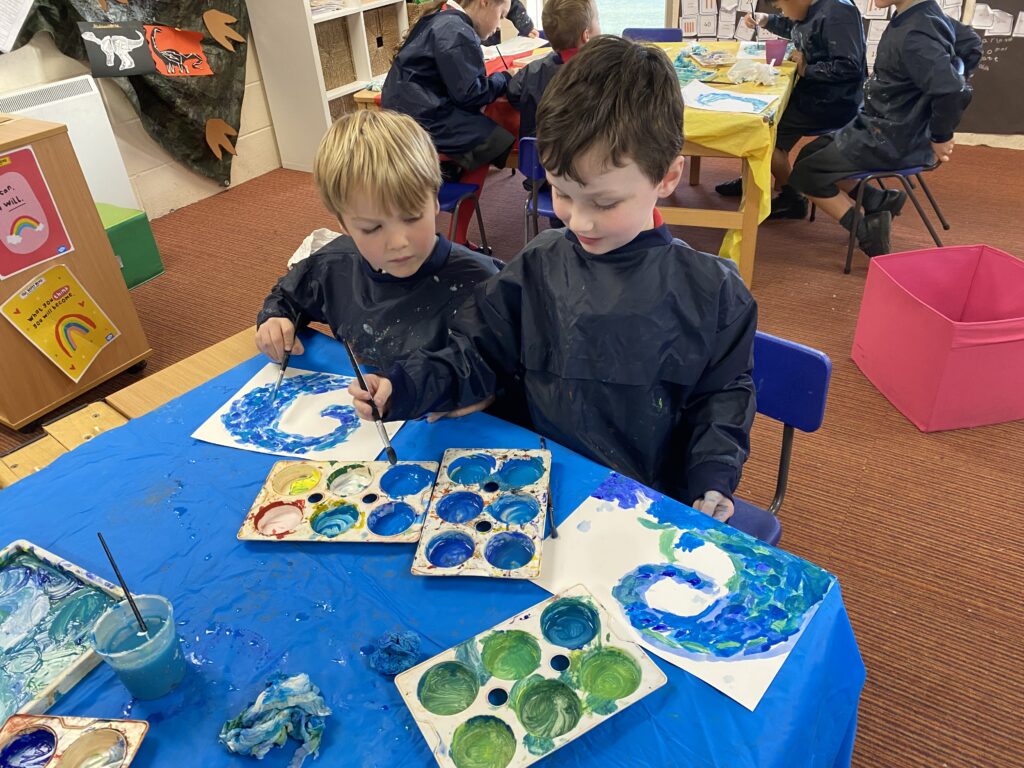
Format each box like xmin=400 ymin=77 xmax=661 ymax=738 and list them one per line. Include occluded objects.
xmin=682 ymin=80 xmax=778 ymax=113
xmin=698 ymin=14 xmax=718 ymax=36
xmin=534 ymin=476 xmax=833 ymax=711
xmin=986 ymin=9 xmax=1013 ymax=35
xmin=192 ymin=363 xmax=404 ymax=461
xmin=682 ymin=0 xmax=700 ymax=15
xmin=1014 ymin=10 xmax=1024 ymax=36
xmin=734 ymin=20 xmax=756 ymax=41
xmin=700 ymin=0 xmax=718 ymax=13
xmin=971 ymin=3 xmax=994 ymax=28
xmin=736 ymin=40 xmax=766 ymax=59
xmin=864 ymin=0 xmax=889 ymax=19
xmin=718 ymin=10 xmax=737 ymax=38
xmin=681 ymin=16 xmax=699 ymax=36
xmin=0 ymin=0 xmax=34 ymax=53
xmin=481 ymin=35 xmax=547 ymax=61
xmin=867 ymin=19 xmax=888 ymax=41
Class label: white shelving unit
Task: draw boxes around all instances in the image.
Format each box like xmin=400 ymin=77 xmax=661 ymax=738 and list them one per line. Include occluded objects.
xmin=248 ymin=0 xmax=410 ymax=172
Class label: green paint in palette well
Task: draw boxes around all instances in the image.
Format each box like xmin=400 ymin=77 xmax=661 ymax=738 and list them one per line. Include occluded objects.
xmin=416 ymin=661 xmax=479 ymax=716
xmin=510 ymin=676 xmax=582 ymax=740
xmin=480 ymin=630 xmax=541 ymax=680
xmin=578 ymin=647 xmax=642 ymax=701
xmin=450 ymin=716 xmax=517 ymax=768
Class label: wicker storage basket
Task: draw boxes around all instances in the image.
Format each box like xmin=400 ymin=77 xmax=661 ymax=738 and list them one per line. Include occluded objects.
xmin=316 ymin=16 xmax=357 ymax=89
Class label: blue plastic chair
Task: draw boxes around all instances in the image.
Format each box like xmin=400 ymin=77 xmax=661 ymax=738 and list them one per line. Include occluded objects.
xmin=518 ymin=137 xmax=557 ymax=243
xmin=729 ymin=332 xmax=832 ymax=546
xmin=623 ymin=27 xmax=684 ymax=42
xmin=438 ymin=181 xmax=491 ymax=254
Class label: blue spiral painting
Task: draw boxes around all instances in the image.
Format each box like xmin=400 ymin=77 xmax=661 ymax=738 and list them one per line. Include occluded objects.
xmin=219 ymin=372 xmax=360 ymax=454
xmin=593 ymin=475 xmax=833 ymax=661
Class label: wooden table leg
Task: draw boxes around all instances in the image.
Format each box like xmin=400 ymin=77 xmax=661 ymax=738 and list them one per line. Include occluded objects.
xmin=689 ymin=156 xmax=702 ymax=186
xmin=737 ymin=158 xmax=760 ymax=285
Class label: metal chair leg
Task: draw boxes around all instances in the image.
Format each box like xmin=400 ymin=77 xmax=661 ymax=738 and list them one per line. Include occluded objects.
xmin=845 ymin=180 xmax=869 ymax=274
xmin=916 ymin=173 xmax=950 ymax=231
xmin=899 ymin=176 xmax=942 ymax=248
xmin=471 ymin=195 xmax=491 ymax=254
xmin=809 ymin=203 xmax=816 ymax=222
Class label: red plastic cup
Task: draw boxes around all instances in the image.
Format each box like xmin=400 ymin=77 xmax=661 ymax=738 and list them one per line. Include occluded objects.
xmin=765 ymin=39 xmax=788 ymax=65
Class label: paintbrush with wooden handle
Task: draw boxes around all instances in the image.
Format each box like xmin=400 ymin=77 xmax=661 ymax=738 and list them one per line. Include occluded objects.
xmin=343 ymin=339 xmax=397 ymax=465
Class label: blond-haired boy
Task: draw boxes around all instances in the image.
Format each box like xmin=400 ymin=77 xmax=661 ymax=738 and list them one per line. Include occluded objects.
xmin=256 ymin=109 xmax=501 ymax=369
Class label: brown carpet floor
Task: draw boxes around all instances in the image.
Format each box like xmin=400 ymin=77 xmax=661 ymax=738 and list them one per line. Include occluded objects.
xmin=4 ymin=145 xmax=1022 ymax=767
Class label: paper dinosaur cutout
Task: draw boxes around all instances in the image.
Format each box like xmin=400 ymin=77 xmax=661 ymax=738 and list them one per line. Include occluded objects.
xmin=206 ymin=118 xmax=238 ymax=160
xmin=203 ymin=9 xmax=246 ymax=52
xmin=81 ymin=29 xmax=146 ymax=70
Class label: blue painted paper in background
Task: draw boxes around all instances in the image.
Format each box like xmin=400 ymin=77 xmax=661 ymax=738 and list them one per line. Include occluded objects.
xmin=0 ymin=332 xmax=864 ymax=767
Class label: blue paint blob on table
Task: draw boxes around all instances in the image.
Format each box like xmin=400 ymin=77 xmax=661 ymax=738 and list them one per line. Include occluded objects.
xmin=447 ymin=454 xmax=497 ymax=485
xmin=485 ymin=494 xmax=541 ymax=525
xmin=484 ymin=532 xmax=535 ymax=571
xmin=310 ymin=503 xmax=360 ymax=537
xmin=436 ymin=492 xmax=484 ymax=524
xmin=368 ymin=630 xmax=422 ymax=676
xmin=366 ymin=502 xmax=416 ymax=536
xmin=220 ymin=373 xmax=359 ymax=454
xmin=0 ymin=728 xmax=57 ymax=767
xmin=425 ymin=532 xmax=476 ymax=568
xmin=379 ymin=465 xmax=435 ymax=498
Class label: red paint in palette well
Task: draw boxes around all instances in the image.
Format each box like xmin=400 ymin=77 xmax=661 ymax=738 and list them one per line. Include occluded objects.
xmin=254 ymin=500 xmax=304 ymax=539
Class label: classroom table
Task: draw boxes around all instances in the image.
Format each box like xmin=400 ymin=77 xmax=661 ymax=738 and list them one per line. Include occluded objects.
xmin=0 ymin=331 xmax=864 ymax=767
xmin=356 ymin=41 xmax=795 ymax=285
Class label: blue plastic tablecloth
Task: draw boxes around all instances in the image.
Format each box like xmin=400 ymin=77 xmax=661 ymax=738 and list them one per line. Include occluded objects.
xmin=0 ymin=332 xmax=864 ymax=767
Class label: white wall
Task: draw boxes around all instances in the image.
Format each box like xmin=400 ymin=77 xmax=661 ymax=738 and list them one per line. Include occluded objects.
xmin=0 ymin=32 xmax=281 ymax=219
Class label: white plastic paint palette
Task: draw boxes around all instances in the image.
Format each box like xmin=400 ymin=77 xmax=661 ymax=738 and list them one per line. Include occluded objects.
xmin=0 ymin=714 xmax=148 ymax=768
xmin=0 ymin=540 xmax=123 ymax=725
xmin=412 ymin=449 xmax=550 ymax=579
xmin=395 ymin=584 xmax=666 ymax=768
xmin=238 ymin=460 xmax=439 ymax=543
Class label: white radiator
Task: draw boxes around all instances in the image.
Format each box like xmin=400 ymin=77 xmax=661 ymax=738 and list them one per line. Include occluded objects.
xmin=0 ymin=75 xmax=139 ymax=210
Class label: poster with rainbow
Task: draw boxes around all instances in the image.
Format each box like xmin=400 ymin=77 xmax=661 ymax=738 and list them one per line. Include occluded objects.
xmin=1 ymin=264 xmax=119 ymax=382
xmin=0 ymin=146 xmax=74 ymax=280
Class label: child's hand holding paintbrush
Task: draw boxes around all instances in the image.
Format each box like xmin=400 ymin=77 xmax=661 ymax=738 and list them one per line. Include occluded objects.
xmin=256 ymin=317 xmax=305 ymax=364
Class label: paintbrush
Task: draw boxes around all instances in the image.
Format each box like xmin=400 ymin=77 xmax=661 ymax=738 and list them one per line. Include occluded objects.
xmin=343 ymin=339 xmax=398 ymax=465
xmin=97 ymin=532 xmax=148 ymax=635
xmin=539 ymin=437 xmax=558 ymax=539
xmin=494 ymin=44 xmax=511 ymax=71
xmin=269 ymin=316 xmax=300 ymax=406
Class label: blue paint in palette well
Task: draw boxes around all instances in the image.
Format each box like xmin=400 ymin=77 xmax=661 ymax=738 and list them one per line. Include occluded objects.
xmin=379 ymin=465 xmax=434 ymax=498
xmin=0 ymin=727 xmax=57 ymax=767
xmin=446 ymin=454 xmax=497 ymax=485
xmin=310 ymin=503 xmax=361 ymax=537
xmin=483 ymin=532 xmax=535 ymax=571
xmin=495 ymin=457 xmax=545 ymax=488
xmin=220 ymin=372 xmax=359 ymax=453
xmin=425 ymin=532 xmax=476 ymax=568
xmin=436 ymin=492 xmax=484 ymax=524
xmin=367 ymin=502 xmax=417 ymax=537
xmin=485 ymin=494 xmax=540 ymax=525
xmin=540 ymin=597 xmax=600 ymax=649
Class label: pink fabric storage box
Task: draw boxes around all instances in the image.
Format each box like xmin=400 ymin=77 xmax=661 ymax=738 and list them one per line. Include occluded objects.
xmin=852 ymin=244 xmax=1024 ymax=432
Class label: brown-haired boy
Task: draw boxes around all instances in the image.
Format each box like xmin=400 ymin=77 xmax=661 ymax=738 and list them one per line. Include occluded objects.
xmin=351 ymin=36 xmax=757 ymax=524
xmin=506 ymin=0 xmax=600 ymax=138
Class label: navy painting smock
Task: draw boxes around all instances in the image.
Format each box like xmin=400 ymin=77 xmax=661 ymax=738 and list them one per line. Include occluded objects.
xmin=257 ymin=234 xmax=501 ymax=371
xmin=764 ymin=0 xmax=866 ymax=124
xmin=382 ymin=8 xmax=510 ymax=157
xmin=385 ymin=226 xmax=758 ymax=504
xmin=833 ymin=0 xmax=981 ymax=169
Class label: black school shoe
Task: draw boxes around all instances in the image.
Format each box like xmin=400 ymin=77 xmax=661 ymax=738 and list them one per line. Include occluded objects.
xmin=768 ymin=187 xmax=809 ymax=220
xmin=857 ymin=211 xmax=892 ymax=257
xmin=870 ymin=189 xmax=907 ymax=217
xmin=715 ymin=177 xmax=743 ymax=197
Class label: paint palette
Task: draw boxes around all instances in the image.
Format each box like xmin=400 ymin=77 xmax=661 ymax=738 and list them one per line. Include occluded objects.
xmin=395 ymin=585 xmax=666 ymax=768
xmin=412 ymin=449 xmax=550 ymax=579
xmin=0 ymin=540 xmax=122 ymax=725
xmin=0 ymin=714 xmax=148 ymax=768
xmin=238 ymin=460 xmax=439 ymax=543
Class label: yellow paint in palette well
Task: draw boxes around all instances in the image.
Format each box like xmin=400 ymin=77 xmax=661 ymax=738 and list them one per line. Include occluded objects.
xmin=270 ymin=464 xmax=322 ymax=496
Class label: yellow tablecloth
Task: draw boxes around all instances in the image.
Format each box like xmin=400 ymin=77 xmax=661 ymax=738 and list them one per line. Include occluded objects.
xmin=659 ymin=41 xmax=797 ymax=264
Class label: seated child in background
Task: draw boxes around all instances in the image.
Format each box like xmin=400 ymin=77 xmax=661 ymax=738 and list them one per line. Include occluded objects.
xmin=255 ymin=110 xmax=502 ymax=371
xmin=717 ymin=0 xmax=867 ymax=220
xmin=351 ymin=37 xmax=758 ymax=523
xmin=507 ymin=0 xmax=600 ymax=138
xmin=383 ymin=0 xmax=514 ymax=181
xmin=482 ymin=0 xmax=539 ymax=46
xmin=788 ymin=0 xmax=981 ymax=256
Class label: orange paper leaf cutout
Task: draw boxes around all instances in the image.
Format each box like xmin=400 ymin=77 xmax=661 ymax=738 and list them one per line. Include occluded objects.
xmin=203 ymin=9 xmax=246 ymax=52
xmin=206 ymin=118 xmax=238 ymax=160
xmin=96 ymin=0 xmax=129 ymax=11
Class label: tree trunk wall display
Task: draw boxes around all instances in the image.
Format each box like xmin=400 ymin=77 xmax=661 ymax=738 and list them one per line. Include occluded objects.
xmin=15 ymin=0 xmax=251 ymax=186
